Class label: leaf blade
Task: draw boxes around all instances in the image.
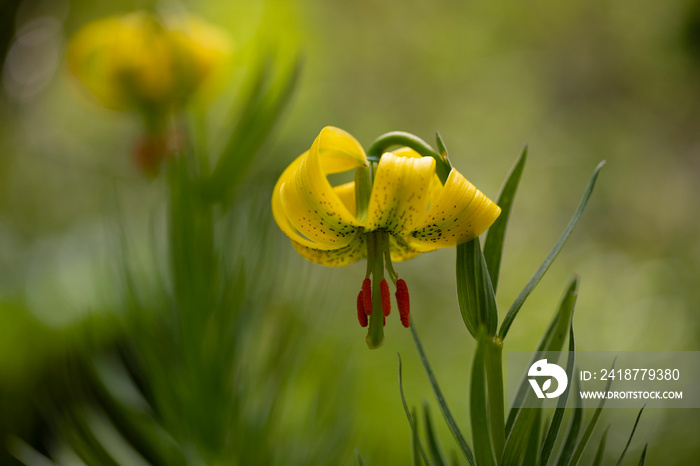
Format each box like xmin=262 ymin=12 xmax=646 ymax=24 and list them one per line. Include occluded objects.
xmin=423 ymin=403 xmax=448 ymax=466
xmin=456 ymin=237 xmax=498 ymax=338
xmin=540 ymin=323 xmax=577 ymax=466
xmin=568 ymin=359 xmax=617 ymax=466
xmin=498 ymin=161 xmax=605 ymax=340
xmin=615 ymin=405 xmax=646 ymax=466
xmin=484 ymin=146 xmax=528 ymax=292
xmin=409 ymin=324 xmax=476 ymax=466
xmin=398 ymin=354 xmax=433 ymax=466
xmin=506 ymin=276 xmax=579 ymax=437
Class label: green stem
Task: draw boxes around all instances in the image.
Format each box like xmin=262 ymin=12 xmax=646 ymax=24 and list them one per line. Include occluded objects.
xmin=484 ymin=336 xmax=506 ymax=462
xmin=366 ymin=231 xmax=385 ymax=349
xmin=366 ymin=131 xmax=451 ymax=184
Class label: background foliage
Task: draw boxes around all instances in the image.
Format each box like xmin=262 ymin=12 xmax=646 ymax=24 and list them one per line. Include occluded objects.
xmin=1 ymin=0 xmax=699 ymax=464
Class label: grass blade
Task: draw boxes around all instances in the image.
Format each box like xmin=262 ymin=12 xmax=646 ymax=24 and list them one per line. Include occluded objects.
xmin=615 ymin=405 xmax=646 ymax=466
xmin=540 ymin=323 xmax=576 ymax=466
xmin=568 ymin=360 xmax=617 ymax=465
xmin=523 ymin=409 xmax=542 ymax=465
xmin=456 ymin=237 xmax=498 ymax=338
xmin=423 ymin=403 xmax=448 ymax=466
xmin=207 ymin=56 xmax=301 ymax=203
xmin=398 ymin=354 xmax=433 ymax=466
xmin=554 ymin=379 xmax=584 ymax=466
xmin=484 ymin=146 xmax=527 ymax=292
xmin=506 ymin=276 xmax=579 ymax=436
xmin=409 ymin=324 xmax=476 ymax=466
xmin=355 ymin=449 xmax=365 ymax=466
xmin=637 ymin=444 xmax=648 ymax=466
xmin=470 ymin=332 xmax=496 ymax=466
xmin=413 ymin=408 xmax=424 ymax=466
xmin=498 ymin=161 xmax=604 ymax=340
xmin=502 ymin=405 xmax=539 ymax=466
xmin=591 ymin=426 xmax=610 ymax=466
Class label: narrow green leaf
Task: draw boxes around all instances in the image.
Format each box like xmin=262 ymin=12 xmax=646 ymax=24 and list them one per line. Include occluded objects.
xmin=569 ymin=360 xmax=617 ymax=466
xmin=498 ymin=161 xmax=605 ymax=340
xmin=484 ymin=146 xmax=527 ymax=292
xmin=591 ymin=426 xmax=610 ymax=466
xmin=398 ymin=354 xmax=433 ymax=466
xmin=502 ymin=406 xmax=539 ymax=466
xmin=470 ymin=332 xmax=496 ymax=466
xmin=523 ymin=409 xmax=542 ymax=465
xmin=554 ymin=382 xmax=584 ymax=466
xmin=355 ymin=449 xmax=365 ymax=466
xmin=207 ymin=56 xmax=301 ymax=203
xmin=615 ymin=405 xmax=646 ymax=466
xmin=506 ymin=276 xmax=579 ymax=437
xmin=423 ymin=403 xmax=448 ymax=466
xmin=413 ymin=408 xmax=424 ymax=466
xmin=409 ymin=324 xmax=476 ymax=466
xmin=87 ymin=358 xmax=182 ymax=466
xmin=456 ymin=237 xmax=498 ymax=338
xmin=435 ymin=132 xmax=452 ymax=167
xmin=435 ymin=131 xmax=448 ymax=157
xmin=637 ymin=444 xmax=648 ymax=466
xmin=59 ymin=409 xmax=122 ymax=466
xmin=540 ymin=324 xmax=576 ymax=466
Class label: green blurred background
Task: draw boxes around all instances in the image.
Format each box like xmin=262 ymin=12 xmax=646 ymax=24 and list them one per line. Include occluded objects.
xmin=1 ymin=0 xmax=699 ymax=464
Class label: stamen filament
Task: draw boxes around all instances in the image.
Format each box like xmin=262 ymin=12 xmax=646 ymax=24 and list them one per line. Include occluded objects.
xmin=383 ymin=233 xmax=399 ymax=285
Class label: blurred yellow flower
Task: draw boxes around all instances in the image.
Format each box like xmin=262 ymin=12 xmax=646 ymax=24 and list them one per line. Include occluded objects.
xmin=272 ymin=127 xmax=501 ymax=347
xmin=67 ymin=11 xmax=230 ymax=113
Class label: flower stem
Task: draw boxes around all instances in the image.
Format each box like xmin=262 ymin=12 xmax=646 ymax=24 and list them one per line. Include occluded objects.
xmin=483 ymin=336 xmax=506 ymax=462
xmin=365 ymin=131 xmax=451 ymax=184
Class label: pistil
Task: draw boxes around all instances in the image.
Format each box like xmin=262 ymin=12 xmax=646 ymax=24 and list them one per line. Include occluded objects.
xmin=366 ymin=231 xmax=386 ymax=348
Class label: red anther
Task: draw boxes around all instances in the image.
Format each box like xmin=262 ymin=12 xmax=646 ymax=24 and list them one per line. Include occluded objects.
xmin=357 ymin=290 xmax=368 ymax=327
xmin=362 ymin=278 xmax=372 ymax=315
xmin=380 ymin=279 xmax=391 ymax=316
xmin=396 ymin=279 xmax=410 ymax=328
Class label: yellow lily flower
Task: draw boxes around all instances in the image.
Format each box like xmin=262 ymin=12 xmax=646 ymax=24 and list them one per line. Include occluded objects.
xmin=272 ymin=127 xmax=501 ymax=348
xmin=67 ymin=11 xmax=230 ymax=113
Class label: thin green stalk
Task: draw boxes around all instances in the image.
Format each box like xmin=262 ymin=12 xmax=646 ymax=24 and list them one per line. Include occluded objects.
xmin=483 ymin=337 xmax=506 ymax=462
xmin=366 ymin=131 xmax=451 ymax=183
xmin=471 ymin=333 xmax=496 ymax=466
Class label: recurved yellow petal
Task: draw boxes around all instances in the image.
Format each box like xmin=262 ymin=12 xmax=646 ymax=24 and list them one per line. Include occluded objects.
xmin=315 ymin=126 xmax=368 ymax=173
xmin=365 ymin=153 xmax=435 ymax=236
xmin=388 ymin=235 xmax=422 ymax=262
xmin=407 ymin=168 xmax=501 ymax=251
xmin=333 ymin=181 xmax=356 ymax=216
xmin=275 ymin=128 xmax=365 ymax=250
xmin=290 ymin=233 xmax=365 ymax=266
xmin=272 ymin=152 xmax=324 ymax=250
